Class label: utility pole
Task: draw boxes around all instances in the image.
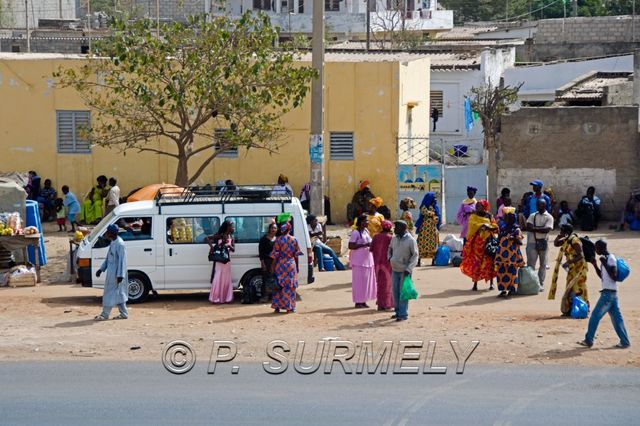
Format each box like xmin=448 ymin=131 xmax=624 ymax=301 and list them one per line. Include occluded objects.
xmin=59 ymin=0 xmax=63 ymax=19
xmin=87 ymin=0 xmax=92 ymax=52
xmin=25 ymin=0 xmax=30 ymax=52
xmin=505 ymin=0 xmax=508 ymax=22
xmin=156 ymin=0 xmax=160 ymax=38
xmin=366 ymin=0 xmax=371 ymax=51
xmin=572 ymin=0 xmax=578 ymax=18
xmin=309 ymin=0 xmax=325 ymax=216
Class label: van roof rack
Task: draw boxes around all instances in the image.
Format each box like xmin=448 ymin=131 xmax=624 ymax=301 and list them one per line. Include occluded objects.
xmin=155 ymin=185 xmax=292 ymax=214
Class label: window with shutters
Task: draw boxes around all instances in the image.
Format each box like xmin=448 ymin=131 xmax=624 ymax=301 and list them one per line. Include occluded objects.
xmin=253 ymin=0 xmax=273 ymax=11
xmin=430 ymin=90 xmax=443 ymax=117
xmin=329 ymin=132 xmax=354 ymax=160
xmin=56 ymin=110 xmax=91 ymax=154
xmin=325 ymin=0 xmax=340 ymax=12
xmin=214 ymin=128 xmax=239 ymax=159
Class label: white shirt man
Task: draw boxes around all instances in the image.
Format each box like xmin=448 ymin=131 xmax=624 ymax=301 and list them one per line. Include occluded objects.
xmin=525 ymin=200 xmax=554 ymax=289
xmin=106 ymin=178 xmax=120 ymax=215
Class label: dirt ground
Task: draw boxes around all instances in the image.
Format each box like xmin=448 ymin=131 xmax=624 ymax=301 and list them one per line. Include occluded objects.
xmin=1 ymin=221 xmax=639 ymax=367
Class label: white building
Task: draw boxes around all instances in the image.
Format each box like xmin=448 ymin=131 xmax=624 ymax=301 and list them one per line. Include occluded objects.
xmin=212 ymin=1 xmax=453 ymax=37
xmin=430 ymin=47 xmax=516 ymax=164
xmin=0 ymin=0 xmax=76 ymax=28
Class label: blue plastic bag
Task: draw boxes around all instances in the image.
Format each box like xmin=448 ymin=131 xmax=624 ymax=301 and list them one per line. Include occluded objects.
xmin=571 ymin=296 xmax=589 ymax=319
xmin=616 ymin=258 xmax=630 ymax=282
xmin=433 ymin=245 xmax=450 ymax=266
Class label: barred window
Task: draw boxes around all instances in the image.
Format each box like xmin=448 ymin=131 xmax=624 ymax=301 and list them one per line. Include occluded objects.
xmin=56 ymin=110 xmax=91 ymax=154
xmin=214 ymin=129 xmax=239 ymax=159
xmin=330 ymin=131 xmax=354 ymax=160
xmin=430 ymin=91 xmax=443 ymax=117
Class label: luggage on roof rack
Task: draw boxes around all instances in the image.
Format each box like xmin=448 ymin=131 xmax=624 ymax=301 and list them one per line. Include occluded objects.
xmin=154 ymin=185 xmax=293 ymax=212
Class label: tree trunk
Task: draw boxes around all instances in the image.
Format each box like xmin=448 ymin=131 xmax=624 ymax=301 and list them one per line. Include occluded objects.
xmin=486 ymin=134 xmax=498 ymax=207
xmin=175 ymin=156 xmax=189 ymax=187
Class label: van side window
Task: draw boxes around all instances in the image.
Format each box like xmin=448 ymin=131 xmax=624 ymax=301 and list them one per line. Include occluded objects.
xmin=93 ymin=217 xmax=152 ymax=248
xmin=118 ymin=217 xmax=153 ymax=241
xmin=167 ymin=217 xmax=220 ymax=244
xmin=225 ymin=216 xmax=275 ymax=244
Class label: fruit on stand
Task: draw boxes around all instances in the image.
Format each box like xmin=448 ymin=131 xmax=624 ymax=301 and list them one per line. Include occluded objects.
xmin=23 ymin=226 xmax=38 ymax=236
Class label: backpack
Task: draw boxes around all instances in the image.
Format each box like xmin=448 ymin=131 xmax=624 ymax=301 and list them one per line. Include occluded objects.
xmin=579 ymin=236 xmax=596 ymax=263
xmin=433 ymin=245 xmax=450 ymax=266
xmin=616 ymin=258 xmax=631 ymax=282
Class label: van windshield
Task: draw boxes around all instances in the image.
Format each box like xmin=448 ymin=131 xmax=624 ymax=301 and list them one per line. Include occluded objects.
xmin=87 ymin=212 xmax=115 ymax=242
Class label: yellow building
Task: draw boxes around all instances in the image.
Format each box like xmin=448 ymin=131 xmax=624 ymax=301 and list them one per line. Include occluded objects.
xmin=0 ymin=52 xmax=430 ymax=223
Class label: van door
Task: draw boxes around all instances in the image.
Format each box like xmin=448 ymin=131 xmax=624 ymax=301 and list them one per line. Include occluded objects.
xmin=223 ymin=216 xmax=273 ymax=288
xmin=164 ymin=216 xmax=220 ymax=288
xmin=91 ymin=217 xmax=157 ymax=287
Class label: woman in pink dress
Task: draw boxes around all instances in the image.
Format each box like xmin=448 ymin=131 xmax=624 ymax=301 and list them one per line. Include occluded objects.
xmin=207 ymin=220 xmax=235 ymax=304
xmin=349 ymin=214 xmax=377 ymax=309
xmin=371 ymin=220 xmax=394 ymax=311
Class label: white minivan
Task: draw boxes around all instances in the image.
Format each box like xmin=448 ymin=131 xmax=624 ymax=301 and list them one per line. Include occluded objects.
xmin=75 ymin=187 xmax=314 ymax=303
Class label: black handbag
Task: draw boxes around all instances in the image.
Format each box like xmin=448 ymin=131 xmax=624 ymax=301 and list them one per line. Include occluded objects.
xmin=484 ymin=236 xmax=499 ymax=257
xmin=535 ymin=238 xmax=548 ymax=252
xmin=208 ymin=242 xmax=230 ymax=263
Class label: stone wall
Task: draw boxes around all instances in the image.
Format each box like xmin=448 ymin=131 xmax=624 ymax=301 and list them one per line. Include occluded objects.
xmin=536 ymin=16 xmax=636 ymax=44
xmin=518 ymin=41 xmax=640 ymax=63
xmin=497 ymin=106 xmax=640 ymax=220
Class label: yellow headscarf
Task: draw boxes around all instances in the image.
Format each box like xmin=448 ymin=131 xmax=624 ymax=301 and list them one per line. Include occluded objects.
xmin=369 ymin=197 xmax=383 ymax=208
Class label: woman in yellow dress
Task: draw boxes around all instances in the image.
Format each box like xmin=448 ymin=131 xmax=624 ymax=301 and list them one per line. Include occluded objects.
xmin=352 ymin=197 xmax=385 ymax=238
xmin=80 ymin=175 xmax=109 ymax=225
xmin=416 ymin=192 xmax=441 ymax=262
xmin=549 ymin=223 xmax=589 ymax=316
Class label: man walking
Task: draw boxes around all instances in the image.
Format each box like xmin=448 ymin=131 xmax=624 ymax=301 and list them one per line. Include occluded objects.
xmin=526 ymin=199 xmax=554 ymax=291
xmin=578 ymin=240 xmax=630 ymax=349
xmin=94 ymin=224 xmax=129 ymax=321
xmin=388 ymin=220 xmax=418 ymax=322
xmin=105 ymin=177 xmax=120 ymax=215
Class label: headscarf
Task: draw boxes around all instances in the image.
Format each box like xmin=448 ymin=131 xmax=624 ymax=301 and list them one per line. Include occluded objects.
xmin=381 ymin=220 xmax=393 ymax=232
xmin=415 ymin=192 xmax=442 ymax=232
xmin=477 ymin=199 xmax=490 ymax=211
xmin=369 ymin=197 xmax=383 ymax=208
xmin=401 ymin=197 xmax=417 ymax=209
xmin=300 ymin=182 xmax=311 ymax=199
xmin=502 ymin=206 xmax=516 ymax=215
xmin=278 ymin=174 xmax=289 ymax=184
xmin=279 ymin=222 xmax=291 ymax=235
xmin=359 ymin=179 xmax=370 ymax=191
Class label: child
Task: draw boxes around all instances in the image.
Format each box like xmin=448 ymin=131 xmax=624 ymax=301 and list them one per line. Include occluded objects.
xmin=55 ymin=198 xmax=66 ymax=232
xmin=399 ymin=197 xmax=417 ymax=235
xmin=496 ymin=197 xmax=512 ymax=229
xmin=578 ymin=239 xmax=630 ymax=349
xmin=557 ymin=200 xmax=575 ymax=228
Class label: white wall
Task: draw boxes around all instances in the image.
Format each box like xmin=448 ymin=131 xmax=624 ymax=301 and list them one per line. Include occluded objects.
xmin=0 ymin=0 xmax=76 ymax=28
xmin=505 ymin=54 xmax=633 ymax=106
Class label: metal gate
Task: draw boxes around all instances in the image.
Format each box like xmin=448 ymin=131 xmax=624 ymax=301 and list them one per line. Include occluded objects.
xmin=397 ymin=137 xmax=486 ymax=225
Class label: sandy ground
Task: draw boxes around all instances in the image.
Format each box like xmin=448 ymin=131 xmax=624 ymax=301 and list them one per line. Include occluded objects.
xmin=0 ymin=221 xmax=639 ymax=367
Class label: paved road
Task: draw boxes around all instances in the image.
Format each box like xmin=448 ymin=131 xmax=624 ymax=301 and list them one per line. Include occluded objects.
xmin=1 ymin=362 xmax=639 ymax=425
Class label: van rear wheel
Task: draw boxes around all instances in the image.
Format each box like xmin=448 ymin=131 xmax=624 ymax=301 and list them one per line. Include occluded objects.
xmin=127 ymin=272 xmax=151 ymax=304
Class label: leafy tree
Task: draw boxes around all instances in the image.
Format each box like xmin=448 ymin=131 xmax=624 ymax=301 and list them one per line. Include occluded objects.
xmin=470 ymin=81 xmax=522 ymax=202
xmin=54 ymin=13 xmax=317 ymax=186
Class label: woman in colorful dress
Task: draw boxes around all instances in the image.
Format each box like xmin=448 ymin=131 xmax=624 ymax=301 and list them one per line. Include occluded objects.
xmin=460 ymin=199 xmax=498 ymax=291
xmin=207 ymin=220 xmax=235 ymax=304
xmin=456 ymin=186 xmax=478 ymax=244
xmin=415 ymin=192 xmax=441 ymax=264
xmin=371 ymin=220 xmax=394 ymax=311
xmin=549 ymin=223 xmax=589 ymax=316
xmin=349 ymin=214 xmax=377 ymax=309
xmin=399 ymin=197 xmax=417 ymax=234
xmin=494 ymin=208 xmax=524 ymax=298
xmin=271 ymin=222 xmax=302 ymax=313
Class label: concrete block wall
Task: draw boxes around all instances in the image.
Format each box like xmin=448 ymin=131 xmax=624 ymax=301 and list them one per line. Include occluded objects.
xmin=497 ymin=106 xmax=640 ymax=220
xmin=133 ymin=0 xmax=205 ymax=22
xmin=536 ymin=16 xmax=635 ymax=44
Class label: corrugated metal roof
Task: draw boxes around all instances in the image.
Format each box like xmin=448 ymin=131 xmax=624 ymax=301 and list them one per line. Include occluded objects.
xmin=556 ymin=72 xmax=632 ymax=101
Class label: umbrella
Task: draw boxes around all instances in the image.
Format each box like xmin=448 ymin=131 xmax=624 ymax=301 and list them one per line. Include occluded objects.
xmin=127 ymin=184 xmax=184 ymax=202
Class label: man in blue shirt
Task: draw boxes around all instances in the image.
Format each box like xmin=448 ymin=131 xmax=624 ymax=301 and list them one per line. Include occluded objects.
xmin=62 ymin=185 xmax=81 ymax=233
xmin=523 ymin=179 xmax=552 ymax=219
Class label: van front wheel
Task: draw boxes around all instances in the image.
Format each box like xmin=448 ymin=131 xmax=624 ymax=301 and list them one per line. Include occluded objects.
xmin=127 ymin=272 xmax=151 ymax=304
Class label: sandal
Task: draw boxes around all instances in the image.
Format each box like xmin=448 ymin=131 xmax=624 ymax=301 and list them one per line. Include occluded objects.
xmin=94 ymin=315 xmax=108 ymax=321
xmin=112 ymin=314 xmax=128 ymax=320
